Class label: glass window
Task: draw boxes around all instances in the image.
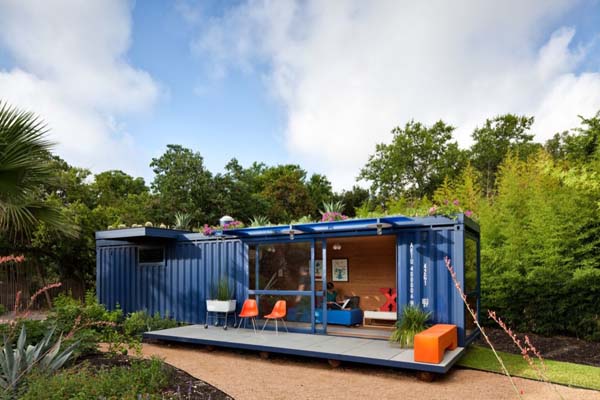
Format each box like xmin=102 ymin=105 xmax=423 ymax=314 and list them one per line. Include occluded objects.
xmin=464 ymin=236 xmax=480 ymax=337
xmin=251 ymin=294 xmax=312 ymax=330
xmin=465 ymin=294 xmax=478 ymax=337
xmin=248 ymin=245 xmax=257 ymax=290
xmin=258 ymin=242 xmax=311 ymax=291
xmin=465 ymin=237 xmax=478 ymax=294
xmin=138 ymin=246 xmax=164 ymax=266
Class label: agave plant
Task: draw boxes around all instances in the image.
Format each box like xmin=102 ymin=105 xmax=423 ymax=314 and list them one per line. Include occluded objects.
xmin=389 ymin=305 xmax=431 ymax=348
xmin=249 ymin=215 xmax=271 ymax=227
xmin=320 ymin=200 xmax=345 ymax=215
xmin=174 ymin=212 xmax=192 ymax=230
xmin=290 ymin=215 xmax=315 ymax=224
xmin=0 ymin=325 xmax=79 ymax=393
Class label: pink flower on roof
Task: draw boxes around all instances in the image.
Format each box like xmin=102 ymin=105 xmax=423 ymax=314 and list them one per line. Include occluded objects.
xmin=428 ymin=206 xmax=438 ymax=215
xmin=465 ymin=210 xmax=473 ymax=218
xmin=202 ymin=224 xmax=214 ymax=235
xmin=321 ymin=211 xmax=348 ymax=222
xmin=453 ymin=199 xmax=460 ymax=206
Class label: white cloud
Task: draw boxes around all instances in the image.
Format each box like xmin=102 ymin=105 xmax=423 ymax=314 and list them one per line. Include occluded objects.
xmin=0 ymin=0 xmax=159 ymax=178
xmin=192 ymin=0 xmax=600 ymax=190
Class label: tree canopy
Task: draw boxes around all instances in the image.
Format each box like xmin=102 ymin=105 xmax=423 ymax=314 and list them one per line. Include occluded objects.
xmin=358 ymin=120 xmax=467 ymax=199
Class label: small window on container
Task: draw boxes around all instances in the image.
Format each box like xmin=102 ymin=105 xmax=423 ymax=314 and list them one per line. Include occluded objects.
xmin=138 ymin=246 xmax=165 ymax=266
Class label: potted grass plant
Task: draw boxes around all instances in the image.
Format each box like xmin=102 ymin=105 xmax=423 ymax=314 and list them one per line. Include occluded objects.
xmin=206 ymin=278 xmax=236 ymax=314
xmin=389 ymin=305 xmax=431 ymax=348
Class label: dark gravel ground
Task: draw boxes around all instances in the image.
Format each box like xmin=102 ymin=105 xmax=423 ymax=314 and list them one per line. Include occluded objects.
xmin=475 ymin=327 xmax=600 ymax=367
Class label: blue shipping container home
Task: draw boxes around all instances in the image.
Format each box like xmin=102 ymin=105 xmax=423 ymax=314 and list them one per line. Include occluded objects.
xmin=96 ymin=214 xmax=480 ymax=373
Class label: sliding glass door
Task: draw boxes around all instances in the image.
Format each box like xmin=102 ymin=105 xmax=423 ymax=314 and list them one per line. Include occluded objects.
xmin=248 ymin=240 xmax=318 ymax=333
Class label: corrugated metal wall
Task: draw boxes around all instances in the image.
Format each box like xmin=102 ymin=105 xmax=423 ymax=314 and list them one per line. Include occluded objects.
xmin=397 ymin=228 xmax=465 ymax=344
xmin=97 ymin=239 xmax=246 ymax=324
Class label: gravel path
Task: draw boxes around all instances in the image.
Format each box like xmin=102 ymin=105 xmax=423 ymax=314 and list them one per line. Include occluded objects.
xmin=142 ymin=342 xmax=600 ymax=400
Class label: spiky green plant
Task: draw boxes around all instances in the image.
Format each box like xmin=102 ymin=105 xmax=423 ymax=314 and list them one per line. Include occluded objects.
xmin=0 ymin=325 xmax=79 ymax=394
xmin=0 ymin=101 xmax=77 ymax=241
xmin=174 ymin=212 xmax=192 ymax=230
xmin=389 ymin=305 xmax=431 ymax=348
xmin=215 ymin=279 xmax=231 ymax=301
xmin=249 ymin=216 xmax=271 ymax=227
xmin=290 ymin=215 xmax=315 ymax=224
xmin=320 ymin=200 xmax=345 ymax=215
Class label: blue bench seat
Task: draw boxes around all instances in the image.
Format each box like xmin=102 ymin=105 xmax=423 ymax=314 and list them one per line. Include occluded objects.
xmin=315 ymin=309 xmax=363 ymax=326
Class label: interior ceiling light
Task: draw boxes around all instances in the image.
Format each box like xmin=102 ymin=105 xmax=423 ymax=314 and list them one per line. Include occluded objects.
xmin=366 ymin=218 xmax=392 ymax=235
xmin=332 ymin=243 xmax=342 ymax=251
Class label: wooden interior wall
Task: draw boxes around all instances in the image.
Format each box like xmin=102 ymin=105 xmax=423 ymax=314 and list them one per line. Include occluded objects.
xmin=321 ymin=235 xmax=396 ymax=311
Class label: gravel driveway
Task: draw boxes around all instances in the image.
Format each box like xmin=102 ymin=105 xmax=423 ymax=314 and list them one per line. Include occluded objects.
xmin=141 ymin=342 xmax=600 ymax=400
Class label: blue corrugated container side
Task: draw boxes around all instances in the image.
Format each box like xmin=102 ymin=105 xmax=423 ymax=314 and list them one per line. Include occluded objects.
xmin=396 ymin=227 xmax=466 ymax=345
xmin=96 ymin=239 xmax=246 ymax=324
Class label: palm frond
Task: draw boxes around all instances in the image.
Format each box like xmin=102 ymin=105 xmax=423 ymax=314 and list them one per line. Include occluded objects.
xmin=0 ymin=101 xmax=78 ymax=241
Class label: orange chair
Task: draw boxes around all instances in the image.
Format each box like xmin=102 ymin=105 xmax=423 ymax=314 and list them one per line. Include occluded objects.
xmin=414 ymin=324 xmax=458 ymax=364
xmin=237 ymin=299 xmax=259 ymax=333
xmin=261 ymin=300 xmax=288 ymax=334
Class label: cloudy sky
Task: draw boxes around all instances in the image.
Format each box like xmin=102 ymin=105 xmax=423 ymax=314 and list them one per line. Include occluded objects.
xmin=1 ymin=0 xmax=600 ymax=190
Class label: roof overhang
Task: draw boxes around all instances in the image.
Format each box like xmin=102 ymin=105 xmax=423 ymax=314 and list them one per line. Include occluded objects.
xmin=95 ymin=227 xmax=189 ymax=241
xmin=225 ymin=215 xmax=462 ymax=238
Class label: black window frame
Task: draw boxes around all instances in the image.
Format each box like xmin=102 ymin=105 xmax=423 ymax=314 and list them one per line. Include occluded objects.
xmin=138 ymin=245 xmax=166 ymax=267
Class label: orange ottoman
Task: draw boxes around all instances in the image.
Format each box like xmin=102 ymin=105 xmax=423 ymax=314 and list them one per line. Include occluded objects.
xmin=414 ymin=324 xmax=458 ymax=364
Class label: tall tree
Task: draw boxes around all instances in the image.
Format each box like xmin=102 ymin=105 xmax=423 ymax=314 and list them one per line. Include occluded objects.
xmin=306 ymin=173 xmax=333 ymax=218
xmin=214 ymin=159 xmax=269 ymax=222
xmin=545 ymin=111 xmax=600 ymax=164
xmin=333 ymin=186 xmax=370 ymax=217
xmin=0 ymin=102 xmax=77 ymax=241
xmin=150 ymin=145 xmax=216 ymax=225
xmin=92 ymin=170 xmax=148 ymax=207
xmin=358 ymin=120 xmax=467 ymax=199
xmin=259 ymin=165 xmax=314 ymax=223
xmin=469 ymin=114 xmax=539 ymax=196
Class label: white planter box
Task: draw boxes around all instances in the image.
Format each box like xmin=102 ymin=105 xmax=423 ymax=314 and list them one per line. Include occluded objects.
xmin=206 ymin=299 xmax=236 ymax=313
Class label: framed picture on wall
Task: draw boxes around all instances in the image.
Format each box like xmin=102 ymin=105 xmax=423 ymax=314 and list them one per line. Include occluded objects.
xmin=314 ymin=260 xmax=323 ymax=281
xmin=332 ymin=258 xmax=349 ymax=282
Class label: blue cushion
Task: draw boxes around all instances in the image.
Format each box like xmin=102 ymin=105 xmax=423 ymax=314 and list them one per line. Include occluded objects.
xmin=315 ymin=309 xmax=363 ymax=326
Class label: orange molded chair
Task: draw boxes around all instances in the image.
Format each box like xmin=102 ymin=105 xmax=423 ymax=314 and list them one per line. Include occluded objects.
xmin=238 ymin=299 xmax=259 ymax=333
xmin=261 ymin=300 xmax=288 ymax=334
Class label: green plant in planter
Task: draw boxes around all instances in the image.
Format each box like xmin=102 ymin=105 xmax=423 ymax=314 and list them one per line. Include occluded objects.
xmin=215 ymin=279 xmax=231 ymax=301
xmin=390 ymin=305 xmax=431 ymax=348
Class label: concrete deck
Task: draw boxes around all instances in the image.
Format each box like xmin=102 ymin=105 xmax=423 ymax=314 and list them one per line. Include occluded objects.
xmin=143 ymin=325 xmax=465 ymax=373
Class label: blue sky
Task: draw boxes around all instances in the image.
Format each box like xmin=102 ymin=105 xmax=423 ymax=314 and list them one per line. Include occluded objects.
xmin=126 ymin=1 xmax=288 ymax=173
xmin=1 ymin=1 xmax=600 ymax=190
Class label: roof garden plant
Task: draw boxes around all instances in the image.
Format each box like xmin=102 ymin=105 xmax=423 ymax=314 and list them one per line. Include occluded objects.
xmin=319 ymin=201 xmax=349 ymax=222
xmin=174 ymin=212 xmax=192 ymax=230
xmin=249 ymin=216 xmax=271 ymax=227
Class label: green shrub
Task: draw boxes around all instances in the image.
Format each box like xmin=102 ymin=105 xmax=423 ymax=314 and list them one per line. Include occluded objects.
xmin=0 ymin=304 xmax=5 ymax=315
xmin=21 ymin=356 xmax=171 ymax=400
xmin=481 ymin=266 xmax=600 ymax=340
xmin=0 ymin=319 xmax=47 ymax=347
xmin=123 ymin=311 xmax=178 ymax=337
xmin=390 ymin=305 xmax=431 ymax=348
xmin=46 ymin=291 xmax=122 ymax=357
xmin=50 ymin=291 xmax=122 ymax=333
